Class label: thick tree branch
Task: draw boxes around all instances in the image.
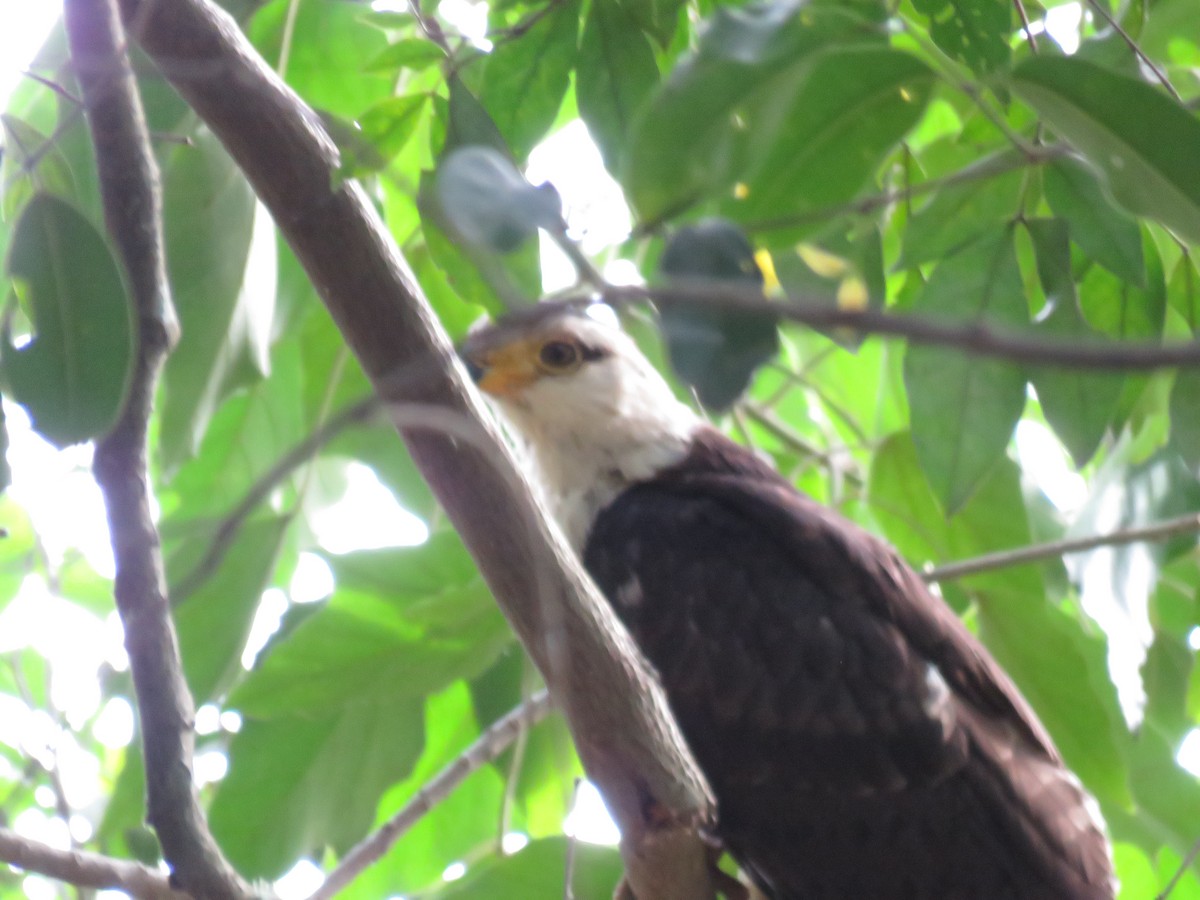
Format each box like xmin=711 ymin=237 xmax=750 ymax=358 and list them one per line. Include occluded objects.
xmin=115 ymin=1 xmax=716 ymax=896
xmin=64 ymin=0 xmax=252 ymax=896
xmin=0 ymin=828 xmax=187 ymax=900
xmin=590 ymin=285 xmax=1200 ymax=370
xmin=311 ymin=691 xmax=554 ymax=900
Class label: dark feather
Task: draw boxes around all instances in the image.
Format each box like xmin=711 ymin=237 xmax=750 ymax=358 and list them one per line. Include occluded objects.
xmin=583 ymin=428 xmax=1114 ymax=900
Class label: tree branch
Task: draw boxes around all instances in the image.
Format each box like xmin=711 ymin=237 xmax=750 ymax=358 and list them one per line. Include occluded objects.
xmin=311 ymin=691 xmax=554 ymax=900
xmin=0 ymin=828 xmax=187 ymax=900
xmin=587 ymin=285 xmax=1200 ymax=371
xmin=116 ymin=1 xmax=716 ymax=896
xmin=924 ymin=513 xmax=1200 ymax=584
xmin=64 ymin=0 xmax=252 ymax=896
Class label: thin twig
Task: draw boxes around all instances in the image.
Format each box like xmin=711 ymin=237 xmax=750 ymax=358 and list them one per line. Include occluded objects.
xmin=924 ymin=513 xmax=1200 ymax=584
xmin=739 ymin=402 xmax=863 ymax=488
xmin=310 ymin=691 xmax=554 ymax=900
xmin=583 ymin=284 xmax=1200 ymax=371
xmin=0 ymin=828 xmax=186 ymax=900
xmin=1085 ymin=0 xmax=1180 ymax=102
xmin=1012 ymin=0 xmax=1038 ymax=54
xmin=1157 ymin=833 xmax=1200 ymax=899
xmin=21 ymin=70 xmax=83 ymax=105
xmin=66 ymin=0 xmax=251 ymax=895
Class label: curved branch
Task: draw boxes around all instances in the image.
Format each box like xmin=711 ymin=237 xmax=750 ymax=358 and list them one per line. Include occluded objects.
xmin=311 ymin=691 xmax=554 ymax=900
xmin=0 ymin=828 xmax=187 ymax=900
xmin=65 ymin=0 xmax=252 ymax=896
xmin=115 ymin=1 xmax=716 ymax=896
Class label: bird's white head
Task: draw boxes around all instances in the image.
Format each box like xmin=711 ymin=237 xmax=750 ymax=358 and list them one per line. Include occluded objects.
xmin=463 ymin=305 xmax=700 ymax=545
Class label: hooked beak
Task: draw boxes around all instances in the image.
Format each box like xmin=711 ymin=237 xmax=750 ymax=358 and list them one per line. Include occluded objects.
xmin=459 ymin=342 xmax=539 ymax=398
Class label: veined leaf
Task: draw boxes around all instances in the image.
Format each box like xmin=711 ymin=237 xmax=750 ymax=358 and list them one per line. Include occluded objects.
xmin=1011 ymin=57 xmax=1200 ymax=243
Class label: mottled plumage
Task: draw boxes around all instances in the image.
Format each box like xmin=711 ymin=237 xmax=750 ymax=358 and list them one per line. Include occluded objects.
xmin=464 ymin=306 xmax=1115 ymax=899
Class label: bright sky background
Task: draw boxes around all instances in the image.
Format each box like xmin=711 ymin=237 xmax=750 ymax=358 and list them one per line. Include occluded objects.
xmin=2 ymin=2 xmax=1198 ymax=898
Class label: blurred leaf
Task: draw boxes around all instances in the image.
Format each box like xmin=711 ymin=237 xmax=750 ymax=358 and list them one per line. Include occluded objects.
xmin=210 ymin=695 xmax=425 ymax=878
xmin=576 ymin=0 xmax=659 ymax=174
xmin=1026 ymin=217 xmax=1122 ymax=466
xmin=1170 ymin=368 xmax=1200 ymax=468
xmin=659 ymin=219 xmax=778 ymax=409
xmin=435 ymin=837 xmax=622 ymax=899
xmin=249 ymin=0 xmax=394 ymax=117
xmin=1 ymin=115 xmax=76 ymax=220
xmin=629 ymin=0 xmax=687 ymax=46
xmin=230 ymin=533 xmax=512 ymax=715
xmin=624 ymin=1 xmax=884 ymax=223
xmin=1168 ymin=254 xmax=1199 ymax=332
xmin=363 ymin=38 xmax=446 ymax=74
xmin=478 ymin=0 xmax=580 ymax=159
xmin=730 ymin=47 xmax=933 ymax=224
xmin=159 ymin=130 xmax=267 ymax=468
xmin=170 ymin=516 xmax=290 ymax=702
xmin=1044 ymin=157 xmax=1145 ymax=288
xmin=444 ymin=75 xmax=509 ymax=156
xmin=1011 ymin=57 xmax=1200 ymax=243
xmin=898 ymin=150 xmax=1024 ymax=268
xmin=903 ymin=229 xmax=1028 ymax=514
xmin=436 ymin=145 xmax=563 ymax=252
xmin=2 ymin=193 xmax=132 ymax=447
xmin=911 ymin=0 xmax=1011 ymax=74
xmin=336 ymin=94 xmax=427 ymax=177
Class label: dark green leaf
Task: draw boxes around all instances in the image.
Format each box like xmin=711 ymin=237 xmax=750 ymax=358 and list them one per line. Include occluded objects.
xmin=1011 ymin=57 xmax=1200 ymax=242
xmin=436 ymin=145 xmax=563 ymax=252
xmin=629 ymin=0 xmax=687 ymax=47
xmin=911 ymin=0 xmax=1011 ymax=74
xmin=2 ymin=193 xmax=132 ymax=447
xmin=345 ymin=94 xmax=428 ymax=176
xmin=1167 ymin=254 xmax=1199 ymax=332
xmin=444 ymin=75 xmax=509 ymax=157
xmin=159 ymin=131 xmax=265 ymax=468
xmin=576 ymin=0 xmax=659 ymax=174
xmin=1169 ymin=368 xmax=1200 ymax=468
xmin=903 ymin=230 xmax=1028 ymax=514
xmin=730 ymin=48 xmax=934 ymax=223
xmin=1025 ymin=217 xmax=1122 ymax=466
xmin=1043 ymin=157 xmax=1145 ymax=287
xmin=478 ymin=0 xmax=580 ymax=159
xmin=210 ymin=696 xmax=424 ymax=878
xmin=659 ymin=219 xmax=778 ymax=409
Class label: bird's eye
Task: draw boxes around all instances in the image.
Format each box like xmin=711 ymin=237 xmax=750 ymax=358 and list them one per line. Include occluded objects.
xmin=538 ymin=340 xmax=581 ymax=371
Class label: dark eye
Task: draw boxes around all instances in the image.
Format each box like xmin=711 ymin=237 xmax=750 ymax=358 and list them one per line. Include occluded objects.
xmin=538 ymin=340 xmax=580 ymax=370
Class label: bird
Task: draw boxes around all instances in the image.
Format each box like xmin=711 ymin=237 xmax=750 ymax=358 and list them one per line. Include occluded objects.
xmin=462 ymin=303 xmax=1116 ymax=900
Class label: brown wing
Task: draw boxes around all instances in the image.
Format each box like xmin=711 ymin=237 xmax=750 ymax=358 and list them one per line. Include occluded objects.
xmin=583 ymin=430 xmax=1113 ymax=900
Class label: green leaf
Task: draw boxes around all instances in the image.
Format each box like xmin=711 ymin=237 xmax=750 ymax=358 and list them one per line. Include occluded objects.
xmin=1011 ymin=57 xmax=1200 ymax=243
xmin=444 ymin=75 xmax=509 ymax=157
xmin=730 ymin=47 xmax=934 ymax=223
xmin=898 ymin=150 xmax=1024 ymax=268
xmin=1167 ymin=254 xmax=1199 ymax=332
xmin=576 ymin=0 xmax=659 ymax=174
xmin=436 ymin=837 xmax=622 ymax=899
xmin=159 ymin=130 xmax=266 ymax=469
xmin=910 ymin=0 xmax=1011 ymax=74
xmin=230 ymin=533 xmax=512 ymax=715
xmin=1025 ymin=217 xmax=1123 ymax=466
xmin=659 ymin=219 xmax=778 ymax=409
xmin=1043 ymin=157 xmax=1145 ymax=287
xmin=363 ymin=38 xmax=447 ymax=74
xmin=2 ymin=193 xmax=133 ymax=447
xmin=623 ymin=3 xmax=885 ymax=223
xmin=1 ymin=115 xmax=76 ymax=220
xmin=170 ymin=516 xmax=291 ymax=702
xmin=477 ymin=0 xmax=580 ymax=159
xmin=903 ymin=230 xmax=1028 ymax=514
xmin=248 ymin=0 xmax=395 ymax=118
xmin=342 ymin=94 xmax=428 ymax=176
xmin=210 ymin=696 xmax=424 ymax=878
xmin=629 ymin=0 xmax=687 ymax=47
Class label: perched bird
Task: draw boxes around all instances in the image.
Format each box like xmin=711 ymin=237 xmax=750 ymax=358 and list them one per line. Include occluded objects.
xmin=463 ymin=304 xmax=1115 ymax=900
